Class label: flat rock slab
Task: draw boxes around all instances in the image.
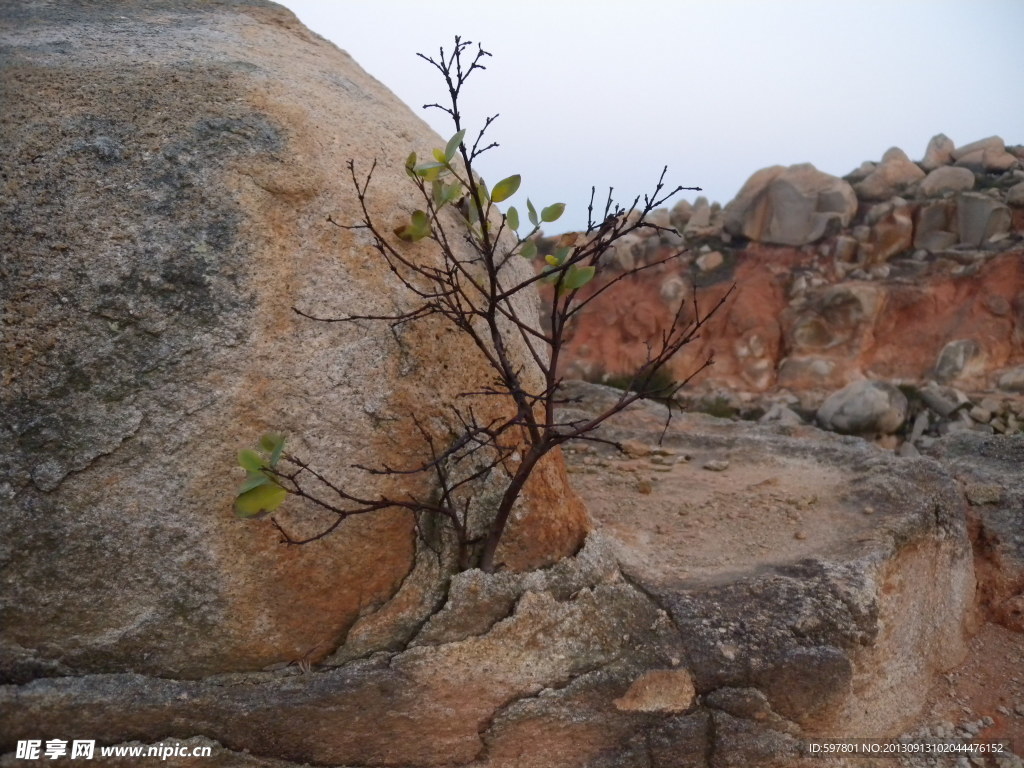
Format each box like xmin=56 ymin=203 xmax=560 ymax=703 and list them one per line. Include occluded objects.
xmin=561 ymin=381 xmax=975 ymax=737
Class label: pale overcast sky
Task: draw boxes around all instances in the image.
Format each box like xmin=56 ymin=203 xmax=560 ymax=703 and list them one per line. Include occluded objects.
xmin=280 ymin=0 xmax=1024 ymax=232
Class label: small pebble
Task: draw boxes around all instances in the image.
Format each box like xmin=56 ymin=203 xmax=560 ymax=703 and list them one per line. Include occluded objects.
xmin=703 ymin=459 xmax=730 ymax=472
xmin=794 ymin=531 xmax=807 ymax=540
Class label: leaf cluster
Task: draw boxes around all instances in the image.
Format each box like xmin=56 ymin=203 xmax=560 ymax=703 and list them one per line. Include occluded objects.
xmin=234 ymin=433 xmax=287 ymax=519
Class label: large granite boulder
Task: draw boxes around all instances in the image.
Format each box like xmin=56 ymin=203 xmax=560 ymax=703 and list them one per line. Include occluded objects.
xmin=920 ymin=133 xmax=956 ymax=172
xmin=723 ymin=164 xmax=857 ymax=246
xmin=852 ymin=146 xmax=926 ymax=201
xmin=0 ymin=0 xmax=587 ymax=683
xmin=952 ymin=135 xmax=1019 ymax=173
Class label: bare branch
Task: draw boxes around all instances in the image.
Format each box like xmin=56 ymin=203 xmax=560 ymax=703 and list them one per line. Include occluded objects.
xmin=233 ymin=36 xmax=731 ymax=573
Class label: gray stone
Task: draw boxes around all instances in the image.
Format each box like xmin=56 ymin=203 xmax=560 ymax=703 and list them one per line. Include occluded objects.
xmin=997 ymin=365 xmax=1024 ymax=393
xmin=833 ymin=235 xmax=859 ymax=262
xmin=920 ymin=133 xmax=956 ymax=171
xmin=898 ymin=441 xmax=921 ymax=458
xmin=759 ymin=403 xmax=806 ymax=428
xmin=1007 ymin=181 xmax=1024 ymax=207
xmin=817 ymin=380 xmax=909 ymax=435
xmin=602 ymin=234 xmax=642 ymax=271
xmin=919 ymin=166 xmax=976 ymax=197
xmin=853 ymin=147 xmax=926 ymax=201
xmin=670 ymin=198 xmax=693 ymax=229
xmin=953 ymin=136 xmax=1006 ymax=160
xmin=914 ymin=200 xmax=957 ymax=252
xmin=952 ymin=135 xmax=1019 ymax=172
xmin=723 ymin=164 xmax=857 ymax=246
xmin=934 ymin=339 xmax=983 ymax=384
xmin=683 ymin=196 xmax=721 ymax=239
xmin=695 ymin=250 xmax=724 ymax=272
xmin=956 ymin=193 xmax=1012 ymax=246
xmin=845 ymin=160 xmax=878 ymax=182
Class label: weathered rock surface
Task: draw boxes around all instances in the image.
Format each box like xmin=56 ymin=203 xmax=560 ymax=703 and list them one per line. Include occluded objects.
xmin=0 ymin=382 xmax=984 ymax=767
xmin=926 ymin=433 xmax=1024 ymax=633
xmin=918 ymin=165 xmax=976 ymax=197
xmin=953 ymin=135 xmax=1019 ymax=172
xmin=561 ymin=383 xmax=977 ymax=753
xmin=722 ymin=164 xmax=858 ymax=246
xmin=0 ymin=0 xmax=586 ymax=683
xmin=852 ymin=147 xmax=926 ymax=201
xmin=920 ymin=133 xmax=956 ymax=171
xmin=816 ymin=380 xmax=909 ymax=435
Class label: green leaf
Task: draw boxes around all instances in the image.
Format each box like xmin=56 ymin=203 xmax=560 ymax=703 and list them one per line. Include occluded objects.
xmin=414 ymin=161 xmax=446 ymax=181
xmin=490 ymin=174 xmax=521 ymax=204
xmin=545 ymin=253 xmax=561 ymax=266
xmin=443 ymin=181 xmax=463 ymax=206
xmin=519 ymin=240 xmax=537 ymax=260
xmin=444 ymin=129 xmax=466 ymax=162
xmin=238 ymin=470 xmax=271 ymax=494
xmin=461 ymin=195 xmax=480 ymax=224
xmin=540 ymin=265 xmax=561 ymax=284
xmin=395 ymin=210 xmax=431 ymax=242
xmin=541 ymin=203 xmax=566 ymax=223
xmin=506 ymin=206 xmax=519 ymax=231
xmin=260 ymin=432 xmax=285 ymax=454
xmin=527 ymin=198 xmax=539 ymax=227
xmin=431 ymin=179 xmax=444 ymax=208
xmin=265 ymin=433 xmax=286 ymax=466
xmin=395 ymin=212 xmax=431 ymax=242
xmin=561 ymin=264 xmax=596 ymax=291
xmin=234 ymin=481 xmax=288 ymax=519
xmin=238 ymin=449 xmax=264 ymax=472
xmin=432 ymin=147 xmax=447 ymax=164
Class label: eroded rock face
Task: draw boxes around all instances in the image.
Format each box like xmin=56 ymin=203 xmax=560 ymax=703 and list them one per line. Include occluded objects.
xmin=927 ymin=433 xmax=1024 ymax=633
xmin=559 ymin=382 xmax=974 ymax=741
xmin=0 ymin=383 xmax=980 ymax=766
xmin=0 ymin=0 xmax=586 ymax=682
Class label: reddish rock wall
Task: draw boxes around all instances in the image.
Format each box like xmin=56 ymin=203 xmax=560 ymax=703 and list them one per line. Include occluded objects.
xmin=545 ymin=138 xmax=1024 ymax=398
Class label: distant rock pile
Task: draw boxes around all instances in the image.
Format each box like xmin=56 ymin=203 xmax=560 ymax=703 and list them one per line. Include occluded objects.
xmin=542 ymin=133 xmax=1024 ymax=416
xmin=698 ymin=133 xmax=1020 ymax=255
